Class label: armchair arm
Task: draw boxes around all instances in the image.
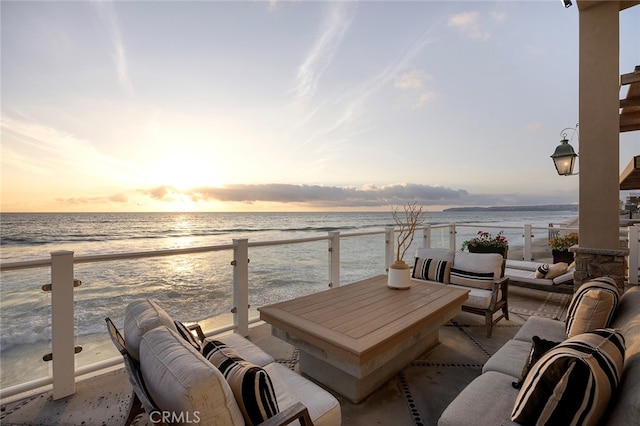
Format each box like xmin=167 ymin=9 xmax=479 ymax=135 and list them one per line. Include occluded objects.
xmin=259 ymin=402 xmax=314 ymax=426
xmin=186 ymin=323 xmax=207 ymax=342
xmin=489 ymin=277 xmax=509 ymax=309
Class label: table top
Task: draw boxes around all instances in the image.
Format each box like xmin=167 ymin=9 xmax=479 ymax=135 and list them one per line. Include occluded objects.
xmin=258 ymin=275 xmax=468 ymax=363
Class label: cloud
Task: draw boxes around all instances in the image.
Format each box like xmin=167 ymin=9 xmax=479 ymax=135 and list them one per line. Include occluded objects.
xmin=394 ymin=70 xmax=432 ymax=90
xmin=58 ymin=194 xmax=128 ymax=205
xmin=448 ymin=10 xmax=501 ymax=41
xmin=395 ymin=69 xmax=436 ymax=109
xmin=294 ymin=2 xmax=355 ymax=101
xmin=92 ymin=1 xmax=132 ymax=91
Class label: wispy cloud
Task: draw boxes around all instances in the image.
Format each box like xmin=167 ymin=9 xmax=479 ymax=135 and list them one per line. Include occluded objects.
xmin=93 ymin=1 xmax=132 ymax=92
xmin=0 ymin=115 xmax=137 ymax=181
xmin=394 ymin=69 xmax=435 ymax=109
xmin=294 ymin=2 xmax=356 ymax=101
xmin=448 ymin=8 xmax=507 ymax=41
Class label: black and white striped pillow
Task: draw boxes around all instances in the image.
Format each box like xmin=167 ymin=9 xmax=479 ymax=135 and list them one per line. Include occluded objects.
xmin=449 ymin=267 xmax=494 ymax=290
xmin=202 ymin=339 xmax=279 ymax=425
xmin=511 ymin=328 xmax=625 ymax=426
xmin=412 ymin=257 xmax=450 ymax=283
xmin=174 ymin=320 xmax=201 ymax=352
xmin=565 ymin=277 xmax=620 ymax=338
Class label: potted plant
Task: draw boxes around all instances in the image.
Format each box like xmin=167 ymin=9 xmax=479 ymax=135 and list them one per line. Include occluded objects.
xmin=388 ymin=202 xmax=424 ymax=289
xmin=461 ymin=231 xmax=509 ymax=259
xmin=549 ymin=232 xmax=578 ymax=264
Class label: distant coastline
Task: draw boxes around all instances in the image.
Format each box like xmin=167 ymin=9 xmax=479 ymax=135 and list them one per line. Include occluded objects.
xmin=443 ymin=204 xmax=579 ymax=212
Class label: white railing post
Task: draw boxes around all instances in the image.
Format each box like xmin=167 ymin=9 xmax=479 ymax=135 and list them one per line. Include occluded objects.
xmin=449 ymin=223 xmax=456 ymax=250
xmin=422 ymin=225 xmax=431 ymax=248
xmin=328 ymin=231 xmax=340 ymax=288
xmin=50 ymin=250 xmax=76 ymax=400
xmin=629 ymin=226 xmax=639 ymax=285
xmin=232 ymin=239 xmax=249 ymax=336
xmin=523 ymin=224 xmax=533 ymax=261
xmin=385 ymin=227 xmax=395 ymax=272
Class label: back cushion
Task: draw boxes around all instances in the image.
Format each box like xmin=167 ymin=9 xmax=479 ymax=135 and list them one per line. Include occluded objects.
xmin=511 ymin=329 xmax=625 ymax=426
xmin=450 ymin=252 xmax=502 ymax=290
xmin=565 ymin=277 xmax=620 ymax=338
xmin=140 ymin=326 xmax=244 ymax=426
xmin=124 ymin=299 xmax=176 ymax=361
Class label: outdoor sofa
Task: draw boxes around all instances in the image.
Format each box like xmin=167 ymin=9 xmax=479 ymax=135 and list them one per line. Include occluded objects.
xmin=412 ymin=248 xmax=509 ymax=337
xmin=504 ymin=259 xmax=575 ymax=294
xmin=438 ymin=277 xmax=640 ymax=426
xmin=106 ymin=299 xmax=341 ymax=426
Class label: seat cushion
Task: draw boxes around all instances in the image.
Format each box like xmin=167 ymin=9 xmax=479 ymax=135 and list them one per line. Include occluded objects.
xmin=565 ymin=277 xmax=620 ymax=338
xmin=124 ymin=299 xmax=177 ymax=361
xmin=140 ymin=326 xmax=244 ymax=426
xmin=513 ymin=316 xmax=567 ymax=344
xmin=511 ymin=329 xmax=625 ymax=426
xmin=438 ymin=371 xmax=519 ymax=426
xmin=449 ymin=284 xmax=495 ymax=309
xmin=217 ymin=333 xmax=276 ymax=367
xmin=264 ymin=362 xmax=342 ymax=426
xmin=482 ymin=339 xmax=532 ymax=377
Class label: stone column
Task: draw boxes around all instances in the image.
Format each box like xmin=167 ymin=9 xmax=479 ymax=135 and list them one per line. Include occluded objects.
xmin=571 ymin=246 xmax=629 ymax=294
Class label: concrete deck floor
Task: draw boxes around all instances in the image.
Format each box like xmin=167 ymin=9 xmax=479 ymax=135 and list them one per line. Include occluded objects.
xmin=0 ymin=286 xmax=571 ymax=426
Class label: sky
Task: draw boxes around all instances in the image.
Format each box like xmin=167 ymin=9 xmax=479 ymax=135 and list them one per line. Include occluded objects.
xmin=1 ymin=0 xmax=638 ymax=213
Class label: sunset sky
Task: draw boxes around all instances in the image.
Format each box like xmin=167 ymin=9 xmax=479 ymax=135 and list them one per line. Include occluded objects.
xmin=1 ymin=1 xmax=639 ymax=213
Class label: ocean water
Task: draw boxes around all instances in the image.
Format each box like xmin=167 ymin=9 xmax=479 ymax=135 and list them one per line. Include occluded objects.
xmin=0 ymin=210 xmax=576 ymax=388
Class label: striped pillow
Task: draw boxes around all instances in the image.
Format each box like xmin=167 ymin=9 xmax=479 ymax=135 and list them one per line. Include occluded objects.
xmin=174 ymin=320 xmax=201 ymax=352
xmin=449 ymin=267 xmax=494 ymax=290
xmin=202 ymin=339 xmax=279 ymax=425
xmin=511 ymin=329 xmax=625 ymax=426
xmin=565 ymin=277 xmax=620 ymax=338
xmin=412 ymin=257 xmax=450 ymax=283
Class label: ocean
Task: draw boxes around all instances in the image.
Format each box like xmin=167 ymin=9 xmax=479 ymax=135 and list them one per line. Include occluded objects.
xmin=0 ymin=210 xmax=577 ymax=388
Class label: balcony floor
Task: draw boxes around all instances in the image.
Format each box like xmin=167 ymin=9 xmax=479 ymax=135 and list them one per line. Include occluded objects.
xmin=0 ymin=287 xmax=571 ymax=426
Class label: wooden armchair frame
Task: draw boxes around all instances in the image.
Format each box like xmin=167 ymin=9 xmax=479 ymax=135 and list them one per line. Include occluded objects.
xmin=460 ymin=277 xmax=510 ymax=338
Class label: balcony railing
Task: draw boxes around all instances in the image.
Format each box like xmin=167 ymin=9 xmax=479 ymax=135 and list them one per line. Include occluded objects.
xmin=1 ymin=223 xmax=638 ymax=401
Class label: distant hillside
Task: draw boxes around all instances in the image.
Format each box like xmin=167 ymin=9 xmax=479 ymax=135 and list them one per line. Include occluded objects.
xmin=443 ymin=204 xmax=578 ymax=212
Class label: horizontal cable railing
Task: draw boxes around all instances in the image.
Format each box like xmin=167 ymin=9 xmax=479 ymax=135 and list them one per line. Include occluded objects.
xmin=1 ymin=222 xmax=638 ymax=401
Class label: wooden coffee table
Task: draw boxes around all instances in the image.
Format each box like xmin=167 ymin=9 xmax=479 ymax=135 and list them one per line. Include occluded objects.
xmin=258 ymin=275 xmax=468 ymax=402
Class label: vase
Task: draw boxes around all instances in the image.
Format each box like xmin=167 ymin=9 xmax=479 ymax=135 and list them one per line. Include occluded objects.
xmin=552 ymin=249 xmax=574 ymax=264
xmin=388 ymin=260 xmax=411 ymax=289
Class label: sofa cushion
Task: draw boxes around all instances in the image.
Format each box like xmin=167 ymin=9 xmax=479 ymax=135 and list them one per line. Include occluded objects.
xmin=412 ymin=257 xmax=451 ymax=284
xmin=438 ymin=371 xmax=519 ymax=426
xmin=606 ymin=286 xmax=640 ymax=425
xmin=124 ymin=299 xmax=177 ymax=361
xmin=513 ymin=316 xmax=567 ymax=344
xmin=140 ymin=326 xmax=244 ymax=426
xmin=511 ymin=329 xmax=625 ymax=426
xmin=565 ymin=277 xmax=620 ymax=338
xmin=203 ymin=339 xmax=279 ymax=425
xmin=512 ymin=336 xmax=560 ymax=389
xmin=482 ymin=339 xmax=532 ymax=377
xmin=216 ymin=333 xmax=276 ymax=367
xmin=264 ymin=362 xmax=342 ymax=426
xmin=450 ymin=252 xmax=502 ymax=290
xmin=415 ymin=248 xmax=455 ymax=264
